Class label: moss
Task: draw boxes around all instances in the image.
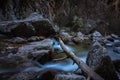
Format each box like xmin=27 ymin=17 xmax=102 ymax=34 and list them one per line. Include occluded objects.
xmin=75 ymin=20 xmax=85 ymax=27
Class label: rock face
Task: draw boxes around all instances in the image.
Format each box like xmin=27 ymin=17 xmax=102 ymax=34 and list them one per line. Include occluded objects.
xmin=0 ymin=0 xmax=54 ymax=20
xmin=86 ymin=42 xmax=118 ymax=80
xmin=0 ymin=0 xmax=120 ymax=35
xmin=54 ymin=0 xmax=120 ymax=35
xmin=0 ymin=13 xmax=56 ymax=37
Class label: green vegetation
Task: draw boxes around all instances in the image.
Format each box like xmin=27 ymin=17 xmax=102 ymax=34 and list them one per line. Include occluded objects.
xmin=76 ymin=20 xmax=85 ymax=27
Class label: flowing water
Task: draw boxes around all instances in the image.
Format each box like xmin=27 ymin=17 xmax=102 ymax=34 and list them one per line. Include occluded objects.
xmin=0 ymin=36 xmax=90 ymax=73
xmin=43 ymin=39 xmax=90 ymax=72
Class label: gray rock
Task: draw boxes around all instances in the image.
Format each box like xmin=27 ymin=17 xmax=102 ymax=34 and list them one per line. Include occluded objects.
xmin=0 ymin=56 xmax=34 ymax=69
xmin=29 ymin=50 xmax=51 ymax=64
xmin=54 ymin=73 xmax=86 ymax=80
xmin=106 ymin=47 xmax=120 ymax=62
xmin=73 ymin=32 xmax=85 ymax=43
xmin=29 ymin=50 xmax=50 ymax=58
xmin=113 ymin=47 xmax=120 ymax=54
xmin=111 ymin=34 xmax=119 ymax=39
xmin=60 ymin=31 xmax=73 ymax=42
xmin=37 ymin=69 xmax=86 ymax=80
xmin=105 ymin=43 xmax=113 ymax=47
xmin=16 ymin=39 xmax=53 ymax=58
xmin=77 ymin=32 xmax=84 ymax=41
xmin=10 ymin=37 xmax=27 ymax=44
xmin=105 ymin=40 xmax=113 ymax=47
xmin=9 ymin=71 xmax=38 ymax=80
xmin=86 ymin=41 xmax=118 ymax=80
xmin=105 ymin=35 xmax=114 ymax=42
xmin=27 ymin=36 xmax=43 ymax=42
xmin=92 ymin=31 xmax=102 ymax=37
xmin=0 ymin=13 xmax=56 ymax=37
xmin=113 ymin=40 xmax=120 ymax=47
xmin=113 ymin=42 xmax=120 ymax=47
xmin=92 ymin=31 xmax=102 ymax=42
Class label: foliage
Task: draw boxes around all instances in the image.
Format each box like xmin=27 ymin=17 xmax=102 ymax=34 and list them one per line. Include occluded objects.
xmin=75 ymin=20 xmax=85 ymax=27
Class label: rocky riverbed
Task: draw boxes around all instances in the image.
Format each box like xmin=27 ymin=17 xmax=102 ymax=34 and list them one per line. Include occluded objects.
xmin=0 ymin=30 xmax=120 ymax=80
xmin=0 ymin=0 xmax=120 ymax=80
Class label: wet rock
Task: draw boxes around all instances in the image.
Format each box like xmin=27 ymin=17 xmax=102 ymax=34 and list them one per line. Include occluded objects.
xmin=105 ymin=42 xmax=113 ymax=47
xmin=16 ymin=39 xmax=53 ymax=58
xmin=113 ymin=40 xmax=120 ymax=47
xmin=0 ymin=56 xmax=35 ymax=69
xmin=54 ymin=73 xmax=86 ymax=80
xmin=73 ymin=32 xmax=85 ymax=44
xmin=9 ymin=71 xmax=38 ymax=80
xmin=37 ymin=69 xmax=61 ymax=80
xmin=113 ymin=47 xmax=120 ymax=54
xmin=77 ymin=32 xmax=84 ymax=41
xmin=86 ymin=41 xmax=118 ymax=80
xmin=104 ymin=38 xmax=114 ymax=47
xmin=27 ymin=36 xmax=44 ymax=42
xmin=0 ymin=13 xmax=56 ymax=37
xmin=29 ymin=50 xmax=51 ymax=64
xmin=92 ymin=31 xmax=102 ymax=42
xmin=104 ymin=35 xmax=120 ymax=47
xmin=92 ymin=31 xmax=102 ymax=37
xmin=111 ymin=34 xmax=120 ymax=39
xmin=0 ymin=46 xmax=18 ymax=57
xmin=105 ymin=35 xmax=114 ymax=42
xmin=60 ymin=31 xmax=73 ymax=43
xmin=28 ymin=50 xmax=50 ymax=58
xmin=106 ymin=47 xmax=120 ymax=63
xmin=107 ymin=48 xmax=120 ymax=79
xmin=0 ymin=67 xmax=43 ymax=80
xmin=10 ymin=37 xmax=27 ymax=44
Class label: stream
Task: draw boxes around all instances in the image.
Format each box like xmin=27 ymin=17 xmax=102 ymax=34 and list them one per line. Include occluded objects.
xmin=0 ymin=35 xmax=90 ymax=74
xmin=0 ymin=34 xmax=120 ymax=80
xmin=42 ymin=39 xmax=90 ymax=72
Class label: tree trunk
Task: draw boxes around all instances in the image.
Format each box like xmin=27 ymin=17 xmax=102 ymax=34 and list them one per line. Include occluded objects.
xmin=59 ymin=38 xmax=104 ymax=80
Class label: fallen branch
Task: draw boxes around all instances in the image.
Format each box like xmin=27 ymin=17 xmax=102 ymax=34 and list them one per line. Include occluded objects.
xmin=53 ymin=56 xmax=68 ymax=61
xmin=59 ymin=38 xmax=104 ymax=80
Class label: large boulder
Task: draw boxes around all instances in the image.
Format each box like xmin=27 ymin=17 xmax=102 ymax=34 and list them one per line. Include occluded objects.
xmin=16 ymin=39 xmax=53 ymax=64
xmin=16 ymin=39 xmax=53 ymax=57
xmin=0 ymin=56 xmax=35 ymax=69
xmin=86 ymin=42 xmax=118 ymax=80
xmin=0 ymin=13 xmax=56 ymax=37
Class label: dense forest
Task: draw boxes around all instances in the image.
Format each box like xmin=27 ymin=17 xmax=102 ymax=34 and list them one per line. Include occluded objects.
xmin=0 ymin=0 xmax=120 ymax=80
